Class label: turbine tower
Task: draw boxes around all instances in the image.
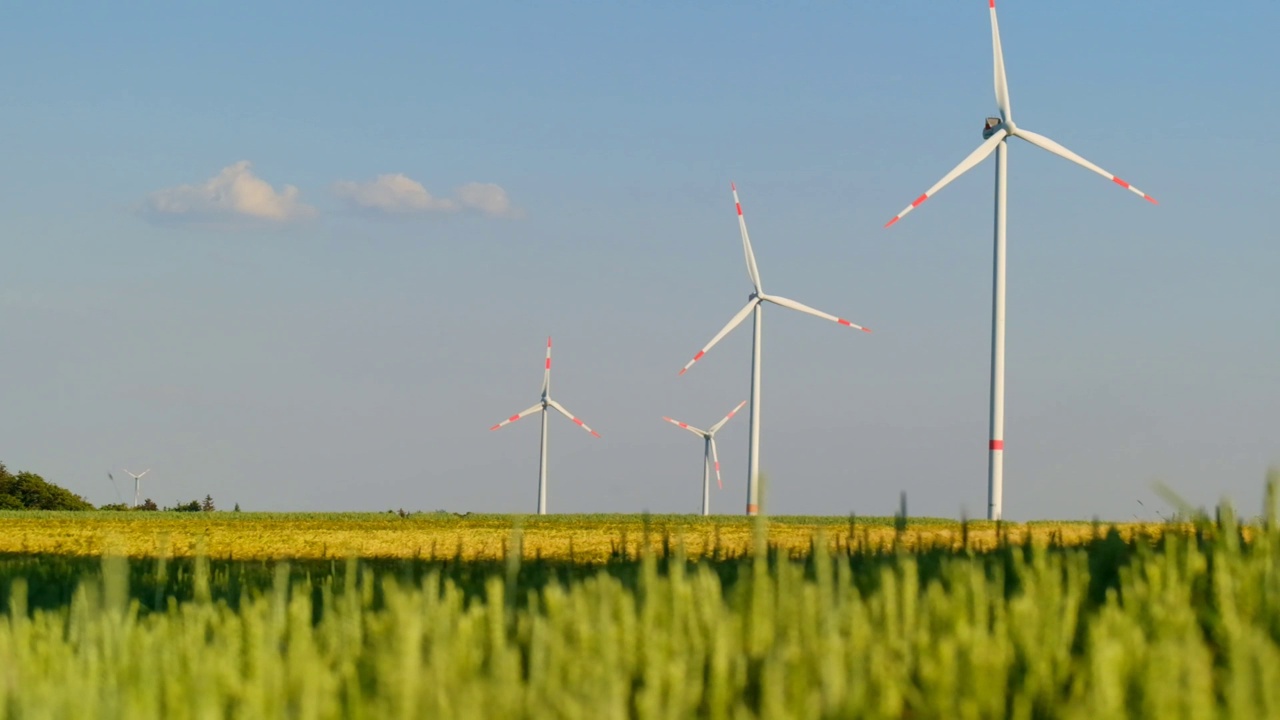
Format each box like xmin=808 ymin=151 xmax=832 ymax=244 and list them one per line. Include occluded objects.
xmin=490 ymin=337 xmax=600 ymax=514
xmin=680 ymin=184 xmax=871 ymax=515
xmin=122 ymin=468 xmax=150 ymax=508
xmin=662 ymin=400 xmax=747 ymax=516
xmin=885 ymin=0 xmax=1157 ymax=520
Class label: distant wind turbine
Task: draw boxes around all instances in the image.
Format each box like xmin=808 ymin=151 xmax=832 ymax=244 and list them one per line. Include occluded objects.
xmin=489 ymin=337 xmax=600 ymax=514
xmin=679 ymin=184 xmax=871 ymax=515
xmin=884 ymin=0 xmax=1157 ymax=520
xmin=106 ymin=473 xmax=123 ymax=505
xmin=663 ymin=400 xmax=747 ymax=516
xmin=123 ymin=468 xmax=150 ymax=508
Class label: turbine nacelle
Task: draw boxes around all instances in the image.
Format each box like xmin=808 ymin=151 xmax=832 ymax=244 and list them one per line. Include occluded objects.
xmin=982 ymin=117 xmax=1004 ymax=139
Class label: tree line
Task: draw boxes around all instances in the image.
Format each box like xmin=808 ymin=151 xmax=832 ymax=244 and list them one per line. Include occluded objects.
xmin=0 ymin=462 xmax=232 ymax=512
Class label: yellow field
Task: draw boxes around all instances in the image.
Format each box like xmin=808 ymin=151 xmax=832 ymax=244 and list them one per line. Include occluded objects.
xmin=0 ymin=512 xmax=1190 ymax=562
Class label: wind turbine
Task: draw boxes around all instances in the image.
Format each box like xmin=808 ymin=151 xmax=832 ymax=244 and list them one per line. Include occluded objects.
xmin=884 ymin=0 xmax=1157 ymax=520
xmin=122 ymin=468 xmax=150 ymax=508
xmin=489 ymin=337 xmax=600 ymax=515
xmin=106 ymin=473 xmax=124 ymax=505
xmin=663 ymin=400 xmax=746 ymax=516
xmin=680 ymin=184 xmax=871 ymax=516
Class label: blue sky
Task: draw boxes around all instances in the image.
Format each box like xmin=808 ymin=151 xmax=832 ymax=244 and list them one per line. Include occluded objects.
xmin=1 ymin=1 xmax=1276 ymax=519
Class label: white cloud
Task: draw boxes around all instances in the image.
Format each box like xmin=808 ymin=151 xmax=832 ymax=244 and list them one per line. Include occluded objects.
xmin=332 ymin=175 xmax=519 ymax=218
xmin=456 ymin=182 xmax=517 ymax=218
xmin=143 ymin=161 xmax=316 ymax=222
xmin=332 ymin=173 xmax=457 ymax=213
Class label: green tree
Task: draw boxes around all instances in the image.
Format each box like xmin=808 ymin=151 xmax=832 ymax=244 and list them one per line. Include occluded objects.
xmin=0 ymin=462 xmax=94 ymax=511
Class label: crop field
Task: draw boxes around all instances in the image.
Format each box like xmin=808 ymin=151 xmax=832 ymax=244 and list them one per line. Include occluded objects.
xmin=0 ymin=511 xmax=1191 ymax=562
xmin=1 ymin=477 xmax=1277 ymax=718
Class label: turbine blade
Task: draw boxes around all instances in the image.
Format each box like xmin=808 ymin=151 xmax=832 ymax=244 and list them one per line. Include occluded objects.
xmin=763 ymin=294 xmax=871 ymax=333
xmin=1016 ymin=128 xmax=1158 ymax=204
xmin=679 ymin=298 xmax=760 ymax=375
xmin=884 ymin=129 xmax=1007 ymax=227
xmin=542 ymin=336 xmax=552 ymax=394
xmin=991 ymin=0 xmax=1012 ymax=121
xmin=489 ymin=403 xmax=543 ymax=431
xmin=139 ymin=469 xmax=150 ymax=478
xmin=710 ymin=437 xmax=723 ymax=490
xmin=709 ymin=400 xmax=748 ymax=434
xmin=731 ymin=182 xmax=763 ymax=292
xmin=547 ymin=399 xmax=601 ymax=438
xmin=663 ymin=416 xmax=708 ymax=438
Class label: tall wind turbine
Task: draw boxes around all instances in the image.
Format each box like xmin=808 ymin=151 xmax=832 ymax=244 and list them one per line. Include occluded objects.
xmin=663 ymin=400 xmax=747 ymax=516
xmin=123 ymin=468 xmax=150 ymax=508
xmin=680 ymin=184 xmax=871 ymax=516
xmin=490 ymin=337 xmax=600 ymax=515
xmin=884 ymin=0 xmax=1157 ymax=520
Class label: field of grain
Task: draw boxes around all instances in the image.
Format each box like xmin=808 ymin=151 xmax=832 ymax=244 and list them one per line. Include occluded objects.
xmin=0 ymin=474 xmax=1275 ymax=718
xmin=0 ymin=511 xmax=1187 ymax=562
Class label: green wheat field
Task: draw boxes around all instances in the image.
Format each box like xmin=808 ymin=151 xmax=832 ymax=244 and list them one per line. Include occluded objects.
xmin=1 ymin=474 xmax=1278 ymax=719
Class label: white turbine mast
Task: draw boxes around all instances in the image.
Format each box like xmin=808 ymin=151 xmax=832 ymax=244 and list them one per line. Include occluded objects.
xmin=122 ymin=468 xmax=151 ymax=508
xmin=885 ymin=0 xmax=1156 ymax=520
xmin=663 ymin=400 xmax=747 ymax=516
xmin=680 ymin=184 xmax=871 ymax=516
xmin=489 ymin=337 xmax=600 ymax=515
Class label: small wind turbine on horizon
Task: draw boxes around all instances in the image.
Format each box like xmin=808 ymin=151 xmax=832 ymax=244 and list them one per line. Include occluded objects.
xmin=106 ymin=473 xmax=124 ymax=505
xmin=663 ymin=400 xmax=746 ymax=516
xmin=884 ymin=0 xmax=1157 ymax=521
xmin=123 ymin=468 xmax=150 ymax=508
xmin=679 ymin=184 xmax=871 ymax=516
xmin=489 ymin=337 xmax=600 ymax=515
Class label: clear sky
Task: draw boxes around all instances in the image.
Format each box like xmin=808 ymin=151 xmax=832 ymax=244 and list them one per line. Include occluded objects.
xmin=2 ymin=2 xmax=1276 ymax=519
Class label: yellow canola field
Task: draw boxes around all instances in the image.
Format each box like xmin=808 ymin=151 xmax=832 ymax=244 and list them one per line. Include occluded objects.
xmin=0 ymin=512 xmax=1187 ymax=562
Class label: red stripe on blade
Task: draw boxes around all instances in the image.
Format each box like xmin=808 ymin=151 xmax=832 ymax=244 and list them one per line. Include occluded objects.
xmin=574 ymin=418 xmax=584 ymax=425
xmin=837 ymin=318 xmax=852 ymax=326
xmin=509 ymin=415 xmax=521 ymax=422
xmin=545 ymin=359 xmax=551 ymax=369
xmin=990 ymin=439 xmax=1004 ymax=451
xmin=1112 ymin=177 xmax=1131 ymax=189
xmin=884 ymin=217 xmax=901 ymax=228
xmin=735 ymin=202 xmax=742 ymax=216
xmin=489 ymin=424 xmax=501 ymax=431
xmin=911 ymin=194 xmax=928 ymax=208
xmin=1144 ymin=195 xmax=1158 ymax=204
xmin=693 ymin=351 xmax=705 ymax=361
